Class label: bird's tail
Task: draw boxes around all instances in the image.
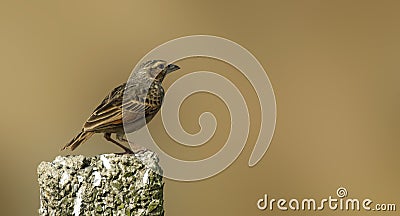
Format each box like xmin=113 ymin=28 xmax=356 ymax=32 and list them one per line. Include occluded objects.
xmin=62 ymin=130 xmax=94 ymax=151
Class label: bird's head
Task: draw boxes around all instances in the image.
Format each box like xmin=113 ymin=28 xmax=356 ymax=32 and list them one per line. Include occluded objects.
xmin=140 ymin=60 xmax=180 ymax=82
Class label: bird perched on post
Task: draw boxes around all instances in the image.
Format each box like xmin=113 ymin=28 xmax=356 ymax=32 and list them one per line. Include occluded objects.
xmin=62 ymin=60 xmax=180 ymax=154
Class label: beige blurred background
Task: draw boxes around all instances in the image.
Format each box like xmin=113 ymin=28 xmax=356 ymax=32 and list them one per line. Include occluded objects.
xmin=1 ymin=0 xmax=399 ymax=215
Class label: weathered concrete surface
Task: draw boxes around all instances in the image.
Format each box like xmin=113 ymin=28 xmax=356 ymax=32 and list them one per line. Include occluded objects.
xmin=37 ymin=153 xmax=163 ymax=216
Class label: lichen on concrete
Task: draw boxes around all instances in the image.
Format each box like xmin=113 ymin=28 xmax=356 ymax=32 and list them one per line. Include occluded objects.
xmin=37 ymin=153 xmax=163 ymax=216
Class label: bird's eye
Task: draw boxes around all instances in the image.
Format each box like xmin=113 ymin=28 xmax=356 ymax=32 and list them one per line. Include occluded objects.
xmin=158 ymin=64 xmax=165 ymax=69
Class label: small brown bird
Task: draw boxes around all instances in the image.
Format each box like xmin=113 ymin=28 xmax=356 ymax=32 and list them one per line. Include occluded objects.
xmin=62 ymin=60 xmax=180 ymax=153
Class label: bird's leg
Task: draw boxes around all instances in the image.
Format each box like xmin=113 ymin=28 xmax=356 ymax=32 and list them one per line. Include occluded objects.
xmin=116 ymin=133 xmax=147 ymax=153
xmin=116 ymin=133 xmax=128 ymax=142
xmin=104 ymin=133 xmax=133 ymax=154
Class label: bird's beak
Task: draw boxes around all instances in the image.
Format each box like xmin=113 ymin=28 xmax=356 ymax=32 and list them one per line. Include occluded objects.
xmin=165 ymin=64 xmax=180 ymax=74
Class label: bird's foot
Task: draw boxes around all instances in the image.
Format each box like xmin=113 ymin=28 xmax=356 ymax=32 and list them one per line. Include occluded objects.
xmin=129 ymin=145 xmax=148 ymax=154
xmin=115 ymin=151 xmax=133 ymax=155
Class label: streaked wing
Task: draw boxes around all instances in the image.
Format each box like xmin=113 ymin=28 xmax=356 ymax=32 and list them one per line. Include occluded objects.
xmin=84 ymin=83 xmax=127 ymax=131
xmin=83 ymin=82 xmax=163 ymax=132
xmin=84 ymin=101 xmax=124 ymax=131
